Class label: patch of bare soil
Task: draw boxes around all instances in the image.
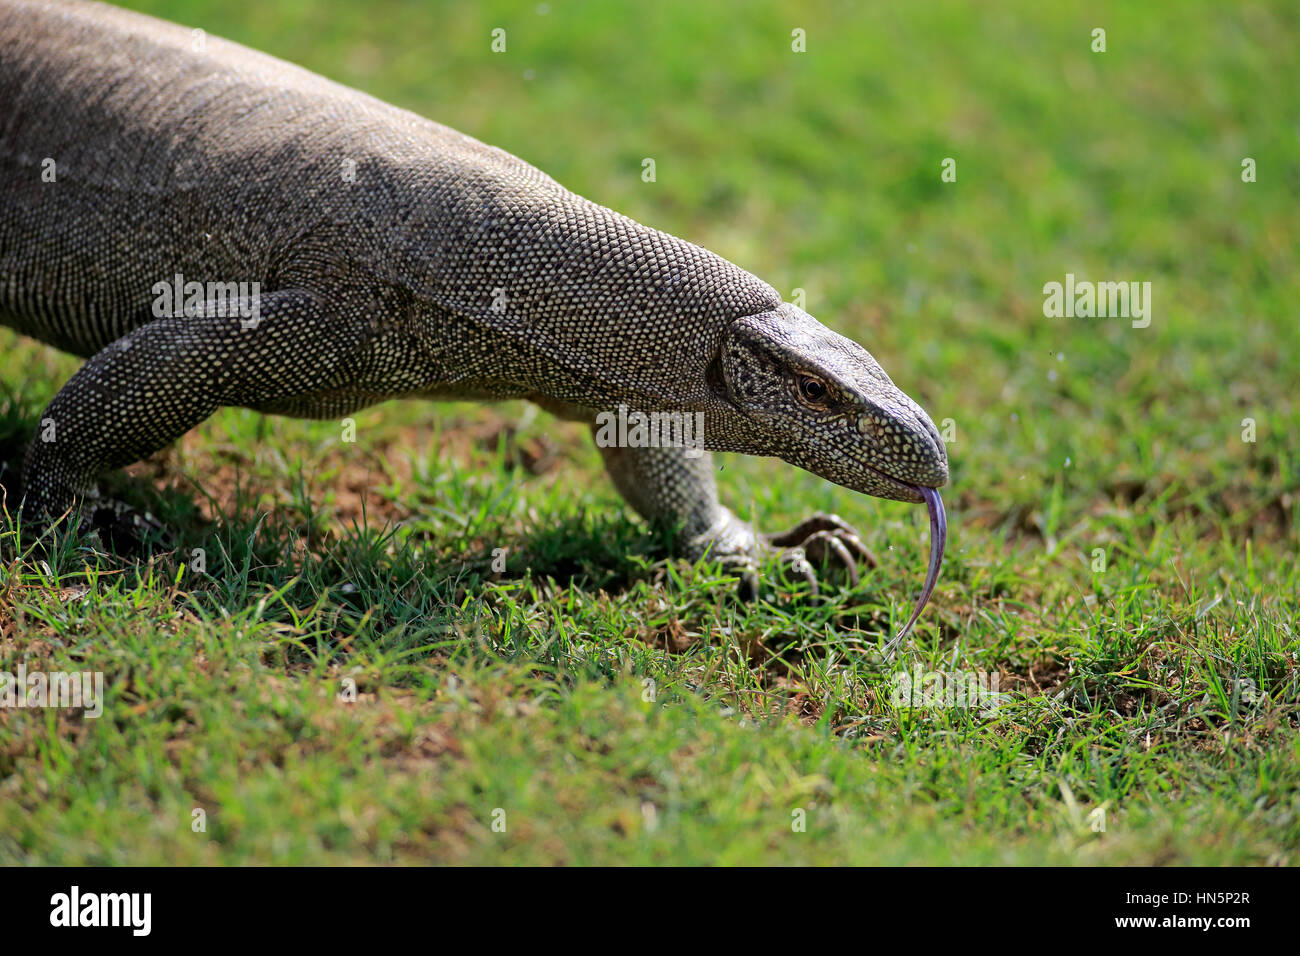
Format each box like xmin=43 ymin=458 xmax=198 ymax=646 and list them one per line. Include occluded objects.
xmin=124 ymin=408 xmax=583 ymax=538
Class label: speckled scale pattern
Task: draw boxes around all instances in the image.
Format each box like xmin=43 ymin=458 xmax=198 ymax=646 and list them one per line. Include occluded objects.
xmin=0 ymin=0 xmax=946 ymax=565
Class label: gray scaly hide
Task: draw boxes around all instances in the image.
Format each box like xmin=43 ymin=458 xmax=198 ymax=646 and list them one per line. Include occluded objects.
xmin=0 ymin=0 xmax=947 ymax=585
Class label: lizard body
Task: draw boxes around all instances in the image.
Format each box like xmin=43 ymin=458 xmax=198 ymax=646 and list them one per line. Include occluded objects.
xmin=0 ymin=0 xmax=948 ymax=611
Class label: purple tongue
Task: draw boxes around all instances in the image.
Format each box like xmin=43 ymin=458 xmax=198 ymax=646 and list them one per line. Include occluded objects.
xmin=882 ymin=486 xmax=946 ymax=658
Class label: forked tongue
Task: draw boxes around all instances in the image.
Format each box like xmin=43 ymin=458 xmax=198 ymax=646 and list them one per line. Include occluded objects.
xmin=881 ymin=486 xmax=946 ymax=658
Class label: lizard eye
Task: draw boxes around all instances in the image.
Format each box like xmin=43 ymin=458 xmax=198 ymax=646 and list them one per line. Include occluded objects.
xmin=797 ymin=374 xmax=829 ymax=405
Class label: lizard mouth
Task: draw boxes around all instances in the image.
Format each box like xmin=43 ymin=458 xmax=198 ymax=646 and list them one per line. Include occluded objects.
xmin=881 ymin=485 xmax=946 ymax=657
xmin=864 ymin=464 xmax=928 ymax=502
xmin=850 ymin=459 xmax=930 ymax=503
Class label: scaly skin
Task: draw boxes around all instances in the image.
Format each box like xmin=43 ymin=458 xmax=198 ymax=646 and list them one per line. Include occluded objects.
xmin=0 ymin=0 xmax=948 ymax=590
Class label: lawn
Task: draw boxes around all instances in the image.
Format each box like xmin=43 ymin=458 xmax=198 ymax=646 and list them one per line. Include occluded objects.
xmin=0 ymin=0 xmax=1296 ymax=864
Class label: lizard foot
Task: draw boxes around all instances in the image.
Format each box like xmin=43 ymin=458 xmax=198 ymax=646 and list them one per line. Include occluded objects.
xmin=15 ymin=492 xmax=174 ymax=559
xmin=761 ymin=512 xmax=877 ymax=595
xmin=83 ymin=498 xmax=174 ymax=556
xmin=685 ymin=509 xmax=875 ymax=600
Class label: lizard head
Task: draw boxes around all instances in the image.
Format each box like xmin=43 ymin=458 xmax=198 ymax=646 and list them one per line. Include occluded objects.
xmin=711 ymin=303 xmax=948 ymax=503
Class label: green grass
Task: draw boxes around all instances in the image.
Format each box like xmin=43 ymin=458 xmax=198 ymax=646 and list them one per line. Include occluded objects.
xmin=1 ymin=0 xmax=1297 ymax=864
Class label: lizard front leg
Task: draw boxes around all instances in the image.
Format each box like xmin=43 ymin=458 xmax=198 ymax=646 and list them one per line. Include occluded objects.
xmin=20 ymin=289 xmax=370 ymax=533
xmin=592 ymin=437 xmax=873 ymax=597
xmin=594 ymin=440 xmax=754 ymax=561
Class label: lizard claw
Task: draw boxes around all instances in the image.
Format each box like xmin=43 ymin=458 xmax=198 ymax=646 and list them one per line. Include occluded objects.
xmin=684 ymin=509 xmax=874 ymax=601
xmin=84 ymin=499 xmax=174 ymax=555
xmin=19 ymin=492 xmax=174 ymax=557
xmin=762 ymin=512 xmax=877 ymax=594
